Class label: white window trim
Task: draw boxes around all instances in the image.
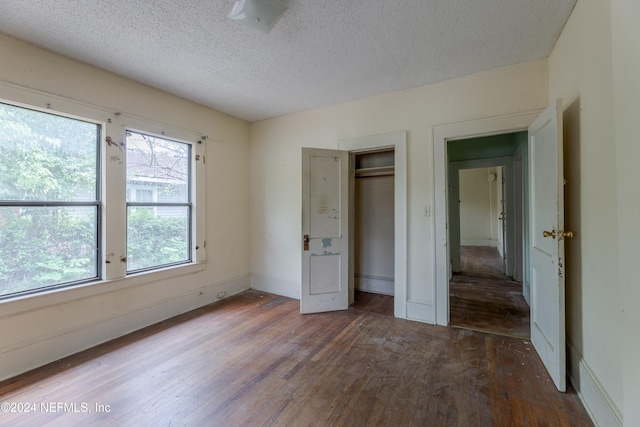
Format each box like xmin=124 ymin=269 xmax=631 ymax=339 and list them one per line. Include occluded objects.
xmin=0 ymin=80 xmax=207 ymax=309
xmin=107 ymin=122 xmax=207 ymax=280
xmin=122 ymin=127 xmax=198 ymax=274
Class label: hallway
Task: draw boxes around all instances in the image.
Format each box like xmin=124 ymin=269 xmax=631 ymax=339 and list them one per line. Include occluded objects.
xmin=449 ymin=246 xmax=530 ymax=338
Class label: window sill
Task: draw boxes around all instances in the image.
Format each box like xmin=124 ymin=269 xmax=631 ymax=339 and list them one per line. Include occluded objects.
xmin=0 ymin=261 xmax=207 ymax=317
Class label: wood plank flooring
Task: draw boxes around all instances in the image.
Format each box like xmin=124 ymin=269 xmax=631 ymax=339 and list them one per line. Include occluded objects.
xmin=351 ymin=290 xmax=394 ymax=317
xmin=0 ymin=290 xmax=592 ymax=426
xmin=450 ymin=246 xmax=531 ymax=338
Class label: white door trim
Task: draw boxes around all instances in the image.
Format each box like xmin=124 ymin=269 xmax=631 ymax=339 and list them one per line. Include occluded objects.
xmin=513 ymin=144 xmax=526 ymax=286
xmin=339 ymin=131 xmax=407 ymax=319
xmin=433 ymin=111 xmax=542 ymax=326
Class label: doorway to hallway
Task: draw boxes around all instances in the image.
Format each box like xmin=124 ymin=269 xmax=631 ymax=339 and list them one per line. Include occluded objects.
xmin=449 ymin=245 xmax=530 ymax=338
xmin=446 ymin=131 xmax=529 ymax=338
xmin=434 ymin=103 xmax=567 ymax=391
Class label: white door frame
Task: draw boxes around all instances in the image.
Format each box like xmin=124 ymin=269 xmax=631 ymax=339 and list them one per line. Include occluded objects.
xmin=433 ymin=111 xmax=542 ymax=326
xmin=513 ymin=144 xmax=526 ymax=286
xmin=339 ymin=131 xmax=407 ymax=319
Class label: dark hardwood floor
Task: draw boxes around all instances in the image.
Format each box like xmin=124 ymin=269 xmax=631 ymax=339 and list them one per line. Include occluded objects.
xmin=450 ymin=246 xmax=531 ymax=339
xmin=0 ymin=290 xmax=592 ymax=426
xmin=351 ymin=290 xmax=394 ymax=317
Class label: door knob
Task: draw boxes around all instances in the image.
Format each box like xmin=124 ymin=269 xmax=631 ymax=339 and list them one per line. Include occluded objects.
xmin=559 ymin=230 xmax=574 ymax=240
xmin=543 ymin=230 xmax=556 ymax=239
xmin=303 ymin=234 xmax=309 ymax=251
xmin=543 ymin=230 xmax=574 ymax=240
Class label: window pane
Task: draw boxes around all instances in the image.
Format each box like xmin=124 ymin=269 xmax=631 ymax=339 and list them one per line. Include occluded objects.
xmin=136 ymin=189 xmax=154 ymax=202
xmin=126 ymin=206 xmax=190 ymax=272
xmin=126 ymin=131 xmax=189 ymax=203
xmin=0 ymin=103 xmax=99 ymax=202
xmin=0 ymin=206 xmax=98 ymax=297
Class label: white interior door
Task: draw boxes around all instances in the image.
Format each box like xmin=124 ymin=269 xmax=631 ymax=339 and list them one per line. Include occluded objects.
xmin=499 ymin=169 xmax=507 ymax=273
xmin=528 ymin=98 xmax=567 ymax=392
xmin=301 ymin=147 xmax=350 ymax=314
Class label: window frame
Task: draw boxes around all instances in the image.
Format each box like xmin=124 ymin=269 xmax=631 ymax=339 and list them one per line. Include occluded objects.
xmin=124 ymin=129 xmax=194 ymax=274
xmin=0 ymin=99 xmax=103 ymax=299
xmin=0 ymin=83 xmax=207 ymax=304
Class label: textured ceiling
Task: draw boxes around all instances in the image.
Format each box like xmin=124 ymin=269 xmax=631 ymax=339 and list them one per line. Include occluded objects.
xmin=0 ymin=0 xmax=576 ymax=122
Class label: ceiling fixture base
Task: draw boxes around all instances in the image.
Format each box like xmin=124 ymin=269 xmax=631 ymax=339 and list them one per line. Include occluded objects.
xmin=228 ymin=0 xmax=287 ymax=34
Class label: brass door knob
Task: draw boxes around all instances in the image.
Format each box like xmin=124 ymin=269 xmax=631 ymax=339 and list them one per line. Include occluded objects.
xmin=543 ymin=230 xmax=574 ymax=240
xmin=559 ymin=230 xmax=574 ymax=240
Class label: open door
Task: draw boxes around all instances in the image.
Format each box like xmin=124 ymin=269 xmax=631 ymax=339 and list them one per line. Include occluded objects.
xmin=499 ymin=168 xmax=507 ymax=274
xmin=529 ymin=98 xmax=571 ymax=392
xmin=301 ymin=148 xmax=351 ymax=314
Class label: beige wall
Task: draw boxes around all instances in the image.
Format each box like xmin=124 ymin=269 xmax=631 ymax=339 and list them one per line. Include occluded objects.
xmin=355 ymin=175 xmax=395 ymax=295
xmin=251 ymin=3 xmax=637 ymax=421
xmin=249 ymin=59 xmax=548 ymax=312
xmin=459 ymin=167 xmax=497 ymax=246
xmin=0 ymin=34 xmax=251 ymax=381
xmin=3 ymin=1 xmax=638 ymax=423
xmin=548 ymin=0 xmax=627 ymax=424
xmin=611 ymin=0 xmax=640 ymax=426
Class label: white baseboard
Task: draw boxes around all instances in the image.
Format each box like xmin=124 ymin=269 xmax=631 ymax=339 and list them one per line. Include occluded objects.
xmin=356 ymin=274 xmax=394 ymax=295
xmin=567 ymin=341 xmax=622 ymax=427
xmin=461 ymin=238 xmax=496 ymax=247
xmin=406 ymin=299 xmax=435 ymax=324
xmin=0 ymin=274 xmax=250 ymax=382
xmin=250 ymin=274 xmax=300 ymax=300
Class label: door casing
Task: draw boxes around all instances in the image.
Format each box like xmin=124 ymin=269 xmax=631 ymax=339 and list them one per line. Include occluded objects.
xmin=339 ymin=132 xmax=407 ymax=319
xmin=433 ymin=111 xmax=542 ymax=326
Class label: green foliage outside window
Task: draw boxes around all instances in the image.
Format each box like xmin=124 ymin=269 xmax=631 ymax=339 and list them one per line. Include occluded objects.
xmin=0 ymin=103 xmax=99 ymax=297
xmin=0 ymin=103 xmax=97 ymax=201
xmin=125 ymin=131 xmax=191 ymax=273
xmin=126 ymin=208 xmax=189 ymax=272
xmin=0 ymin=103 xmax=193 ymax=298
xmin=0 ymin=207 xmax=96 ymax=296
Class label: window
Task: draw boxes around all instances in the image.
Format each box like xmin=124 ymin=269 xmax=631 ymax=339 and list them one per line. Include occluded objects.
xmin=134 ymin=189 xmax=155 ymax=203
xmin=0 ymin=102 xmax=100 ymax=298
xmin=0 ymin=93 xmax=204 ymax=300
xmin=125 ymin=130 xmax=192 ymax=272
